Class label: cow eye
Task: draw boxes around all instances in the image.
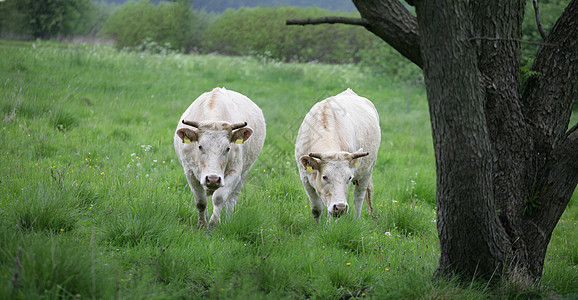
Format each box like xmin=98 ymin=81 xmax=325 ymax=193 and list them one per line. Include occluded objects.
xmin=322 ymin=175 xmax=328 ymax=181
xmin=198 ymin=145 xmax=203 ymax=152
xmin=225 ymin=147 xmax=231 ymax=153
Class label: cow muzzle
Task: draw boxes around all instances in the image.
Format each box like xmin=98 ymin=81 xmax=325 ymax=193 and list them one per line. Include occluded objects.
xmin=204 ymin=174 xmax=223 ymax=190
xmin=330 ymin=203 xmax=349 ymax=217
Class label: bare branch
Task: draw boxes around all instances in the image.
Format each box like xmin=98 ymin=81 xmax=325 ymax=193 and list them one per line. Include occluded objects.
xmin=353 ymin=0 xmax=422 ymax=68
xmin=285 ymin=0 xmax=422 ymax=68
xmin=533 ymin=0 xmax=548 ymax=40
xmin=286 ymin=17 xmax=367 ymax=26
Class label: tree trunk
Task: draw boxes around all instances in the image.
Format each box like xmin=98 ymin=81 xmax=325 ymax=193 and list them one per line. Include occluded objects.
xmin=518 ymin=0 xmax=578 ymax=277
xmin=359 ymin=0 xmax=578 ymax=281
xmin=287 ymin=0 xmax=578 ymax=282
xmin=413 ymin=0 xmax=578 ymax=281
xmin=413 ymin=0 xmax=512 ymax=280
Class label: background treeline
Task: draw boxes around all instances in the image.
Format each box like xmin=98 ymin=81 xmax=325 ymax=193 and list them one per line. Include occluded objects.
xmin=202 ymin=7 xmax=373 ymax=64
xmin=0 ymin=0 xmax=568 ymax=84
xmin=187 ymin=0 xmax=355 ymax=13
xmin=0 ymin=0 xmax=114 ymax=40
xmin=98 ymin=1 xmax=423 ymax=83
xmin=103 ymin=0 xmax=356 ymax=12
xmin=99 ymin=2 xmax=387 ymax=64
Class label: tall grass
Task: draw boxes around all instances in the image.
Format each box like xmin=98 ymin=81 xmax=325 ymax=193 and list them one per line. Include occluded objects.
xmin=0 ymin=40 xmax=576 ymax=299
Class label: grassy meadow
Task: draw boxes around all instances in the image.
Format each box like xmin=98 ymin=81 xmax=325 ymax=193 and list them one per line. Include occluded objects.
xmin=0 ymin=40 xmax=576 ymax=299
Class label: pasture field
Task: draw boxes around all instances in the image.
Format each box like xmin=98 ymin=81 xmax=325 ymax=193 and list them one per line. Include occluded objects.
xmin=0 ymin=40 xmax=576 ymax=299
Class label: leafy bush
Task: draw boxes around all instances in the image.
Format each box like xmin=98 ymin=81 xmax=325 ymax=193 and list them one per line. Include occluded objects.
xmin=193 ymin=0 xmax=356 ymax=13
xmin=202 ymin=6 xmax=378 ymax=63
xmin=0 ymin=0 xmax=97 ymax=39
xmin=100 ymin=0 xmax=210 ymax=53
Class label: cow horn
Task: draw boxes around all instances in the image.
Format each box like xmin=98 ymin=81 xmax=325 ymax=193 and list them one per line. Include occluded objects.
xmin=308 ymin=152 xmax=323 ymax=159
xmin=230 ymin=122 xmax=248 ymax=130
xmin=351 ymin=152 xmax=369 ymax=159
xmin=182 ymin=120 xmax=199 ymax=128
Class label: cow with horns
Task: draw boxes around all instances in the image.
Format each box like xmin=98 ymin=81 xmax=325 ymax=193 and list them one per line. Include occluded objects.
xmin=295 ymin=89 xmax=381 ymax=223
xmin=174 ymin=87 xmax=266 ymax=227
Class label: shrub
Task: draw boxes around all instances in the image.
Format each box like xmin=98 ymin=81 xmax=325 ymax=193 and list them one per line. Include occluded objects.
xmin=100 ymin=0 xmax=208 ymax=53
xmin=0 ymin=0 xmax=96 ymax=39
xmin=202 ymin=6 xmax=378 ymax=64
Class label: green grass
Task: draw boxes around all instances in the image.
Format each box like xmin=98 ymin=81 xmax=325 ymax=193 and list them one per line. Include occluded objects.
xmin=0 ymin=39 xmax=576 ymax=299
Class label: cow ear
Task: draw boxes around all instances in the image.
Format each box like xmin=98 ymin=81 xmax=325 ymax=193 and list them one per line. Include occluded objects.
xmin=349 ymin=150 xmax=368 ymax=168
xmin=300 ymin=155 xmax=320 ymax=171
xmin=231 ymin=127 xmax=253 ymax=144
xmin=177 ymin=128 xmax=198 ymax=144
xmin=350 ymin=158 xmax=362 ymax=168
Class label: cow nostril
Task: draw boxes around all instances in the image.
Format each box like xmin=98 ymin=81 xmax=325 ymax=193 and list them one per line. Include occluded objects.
xmin=334 ymin=203 xmax=347 ymax=212
xmin=206 ymin=175 xmax=221 ymax=186
xmin=332 ymin=203 xmax=348 ymax=217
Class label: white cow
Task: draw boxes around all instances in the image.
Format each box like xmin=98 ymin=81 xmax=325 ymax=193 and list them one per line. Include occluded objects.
xmin=295 ymin=89 xmax=380 ymax=223
xmin=174 ymin=87 xmax=266 ymax=227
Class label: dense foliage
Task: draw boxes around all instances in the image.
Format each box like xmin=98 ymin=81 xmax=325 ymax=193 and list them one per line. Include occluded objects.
xmin=192 ymin=0 xmax=356 ymax=12
xmin=102 ymin=0 xmax=357 ymax=12
xmin=0 ymin=0 xmax=98 ymax=39
xmin=202 ymin=6 xmax=375 ymax=64
xmin=99 ymin=0 xmax=210 ymax=52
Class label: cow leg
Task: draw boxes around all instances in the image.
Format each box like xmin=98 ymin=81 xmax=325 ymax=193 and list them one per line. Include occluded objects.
xmin=302 ymin=176 xmax=323 ymax=224
xmin=209 ymin=189 xmax=227 ymax=225
xmin=353 ymin=175 xmax=370 ymax=218
xmin=225 ymin=194 xmax=238 ymax=212
xmin=225 ymin=171 xmax=248 ymax=212
xmin=186 ymin=173 xmax=208 ymax=228
xmin=209 ymin=172 xmax=241 ymax=226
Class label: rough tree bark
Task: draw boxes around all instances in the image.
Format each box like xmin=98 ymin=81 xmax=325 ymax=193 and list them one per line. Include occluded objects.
xmin=287 ymin=0 xmax=578 ymax=282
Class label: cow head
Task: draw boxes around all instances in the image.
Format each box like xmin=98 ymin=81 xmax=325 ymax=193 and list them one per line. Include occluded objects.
xmin=299 ymin=150 xmax=369 ymax=217
xmin=177 ymin=120 xmax=253 ymax=194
